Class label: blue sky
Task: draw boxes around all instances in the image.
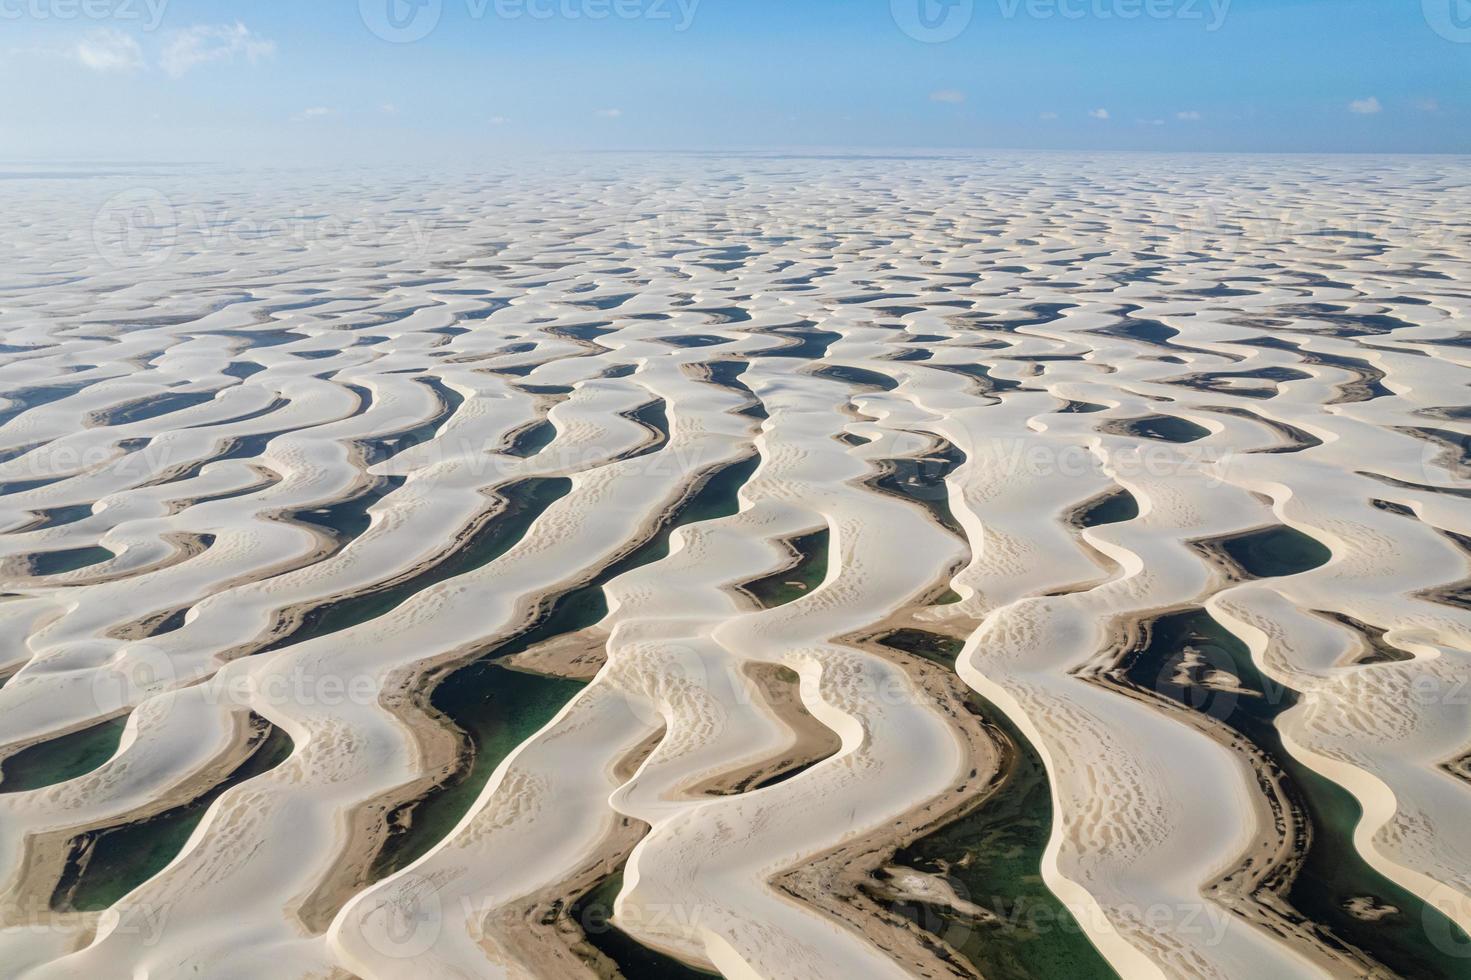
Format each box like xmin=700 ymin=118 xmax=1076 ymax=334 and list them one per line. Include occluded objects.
xmin=2 ymin=0 xmax=1467 ymax=161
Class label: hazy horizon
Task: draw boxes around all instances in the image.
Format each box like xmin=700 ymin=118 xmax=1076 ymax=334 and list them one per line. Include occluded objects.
xmin=3 ymin=0 xmax=1468 ymax=164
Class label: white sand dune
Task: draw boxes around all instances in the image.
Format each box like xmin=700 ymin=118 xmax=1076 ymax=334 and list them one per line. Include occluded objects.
xmin=0 ymin=154 xmax=1467 ymax=979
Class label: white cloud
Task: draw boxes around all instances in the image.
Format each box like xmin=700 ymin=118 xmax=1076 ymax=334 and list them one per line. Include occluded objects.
xmin=595 ymin=108 xmax=623 ymax=119
xmin=1089 ymin=108 xmax=1110 ymax=120
xmin=489 ymin=116 xmax=510 ymax=125
xmin=929 ymin=89 xmax=966 ymax=104
xmin=75 ymin=30 xmax=144 ymax=72
xmin=1415 ymin=98 xmax=1440 ymax=113
xmin=292 ymin=106 xmax=331 ymax=123
xmin=1039 ymin=111 xmax=1059 ymax=120
xmin=1348 ymin=96 xmax=1382 ymax=115
xmin=1176 ymin=110 xmax=1202 ymax=121
xmin=161 ymin=22 xmax=275 ymax=78
xmin=381 ymin=103 xmax=399 ymax=115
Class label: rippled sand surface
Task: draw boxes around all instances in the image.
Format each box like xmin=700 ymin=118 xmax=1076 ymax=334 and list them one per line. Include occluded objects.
xmin=0 ymin=154 xmax=1468 ymax=979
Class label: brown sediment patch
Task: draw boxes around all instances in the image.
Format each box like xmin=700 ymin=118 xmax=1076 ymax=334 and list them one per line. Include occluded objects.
xmin=293 ymin=523 xmax=630 ymax=931
xmin=161 ymin=464 xmax=280 ymax=514
xmin=769 ymin=624 xmax=1007 ymax=980
xmin=1077 ymin=611 xmax=1375 ymax=977
xmin=1065 ymin=488 xmax=1136 ymax=532
xmin=845 ymin=564 xmax=983 ymax=642
xmin=1392 ymin=426 xmax=1471 ymax=482
xmin=1442 ymin=751 xmax=1471 ymax=786
xmin=440 ymin=351 xmax=503 ymax=365
xmin=1372 ymin=507 xmax=1471 ymax=612
xmin=290 ymin=543 xmax=609 ymax=931
xmin=733 ymin=526 xmax=829 ymax=610
xmin=294 ymin=462 xmax=736 ymax=929
xmin=1343 ymin=896 xmax=1399 ymax=922
xmin=222 ymin=476 xmax=546 ymax=662
xmin=680 ymin=358 xmax=738 ymax=386
xmin=1088 ymin=307 xmax=1241 ymax=363
xmin=1357 ymin=472 xmax=1471 ymax=500
xmin=1233 ymin=336 xmax=1390 ymax=405
xmin=1414 ymin=576 xmax=1471 ymax=613
xmin=681 ymin=358 xmax=767 ymax=422
xmin=1186 ymin=538 xmax=1252 ymax=588
xmin=1099 ymin=413 xmax=1210 ymax=443
xmin=1169 ymin=367 xmax=1302 ymax=404
xmin=860 ymin=436 xmax=968 ymax=543
xmin=499 ymin=415 xmax=557 ymax=459
xmin=7 ymin=531 xmax=216 ymax=587
xmin=688 ymin=663 xmax=842 ymax=796
xmin=614 ymin=726 xmax=666 ymax=783
xmin=1186 ymin=523 xmax=1332 ymax=586
xmin=0 ymin=710 xmax=267 ymax=931
xmin=292 ymin=637 xmax=482 ymax=934
xmin=612 ymin=398 xmax=670 ymax=462
xmin=107 ymin=604 xmax=190 ymax=642
xmin=1371 ymin=498 xmax=1417 ymax=519
xmin=1197 ymin=405 xmax=1324 ymax=455
xmin=480 ymin=359 xmax=561 ymax=379
xmin=505 ymin=626 xmax=611 ymax=681
xmin=474 ymin=815 xmax=651 ymax=980
xmin=1034 ymin=497 xmax=1129 ymax=598
xmin=469 ymin=731 xmax=670 ymax=978
xmin=1312 ymin=610 xmax=1413 ymax=666
xmin=193 ymin=515 xmax=366 ymax=658
xmin=135 ymin=435 xmax=281 ymax=492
